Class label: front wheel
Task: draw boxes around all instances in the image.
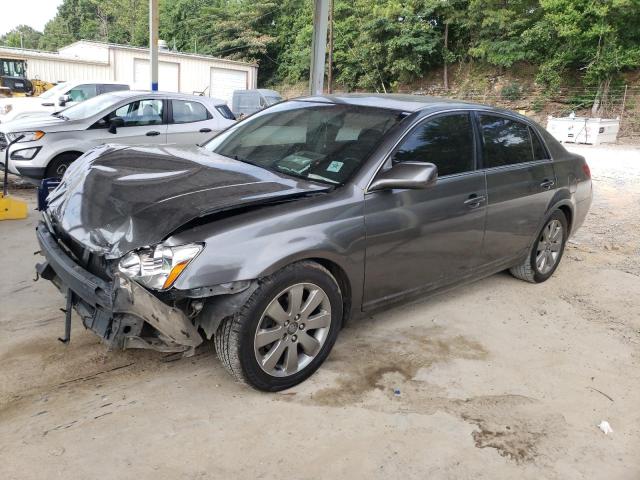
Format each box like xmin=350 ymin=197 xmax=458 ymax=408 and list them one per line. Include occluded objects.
xmin=45 ymin=152 xmax=81 ymax=179
xmin=215 ymin=261 xmax=343 ymax=391
xmin=510 ymin=210 xmax=568 ymax=283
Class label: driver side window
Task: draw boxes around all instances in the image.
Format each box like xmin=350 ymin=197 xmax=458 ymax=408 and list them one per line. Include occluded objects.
xmin=110 ymin=99 xmax=164 ymax=127
xmin=392 ymin=113 xmax=475 ymax=177
xmin=67 ymin=84 xmax=97 ymax=102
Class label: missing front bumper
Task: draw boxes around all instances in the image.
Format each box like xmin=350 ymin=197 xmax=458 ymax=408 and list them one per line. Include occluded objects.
xmin=36 ymin=222 xmax=202 ymax=353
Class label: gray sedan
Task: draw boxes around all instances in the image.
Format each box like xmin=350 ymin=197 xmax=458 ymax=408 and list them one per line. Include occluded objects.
xmin=35 ymin=94 xmax=592 ymax=391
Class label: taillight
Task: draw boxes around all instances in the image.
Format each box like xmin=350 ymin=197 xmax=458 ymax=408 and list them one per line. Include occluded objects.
xmin=582 ymin=163 xmax=591 ymax=179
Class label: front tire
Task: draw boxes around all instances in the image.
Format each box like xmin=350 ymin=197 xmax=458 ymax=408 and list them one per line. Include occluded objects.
xmin=510 ymin=210 xmax=568 ymax=283
xmin=215 ymin=261 xmax=343 ymax=391
xmin=45 ymin=152 xmax=81 ymax=179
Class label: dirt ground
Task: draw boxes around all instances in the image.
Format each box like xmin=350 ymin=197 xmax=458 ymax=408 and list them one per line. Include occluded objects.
xmin=1 ymin=144 xmax=639 ymax=479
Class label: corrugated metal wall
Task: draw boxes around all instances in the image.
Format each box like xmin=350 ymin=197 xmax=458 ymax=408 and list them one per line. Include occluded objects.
xmin=27 ymin=58 xmax=110 ymax=83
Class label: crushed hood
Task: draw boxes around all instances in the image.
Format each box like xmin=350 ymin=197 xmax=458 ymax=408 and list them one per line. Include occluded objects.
xmin=46 ymin=144 xmax=331 ymax=259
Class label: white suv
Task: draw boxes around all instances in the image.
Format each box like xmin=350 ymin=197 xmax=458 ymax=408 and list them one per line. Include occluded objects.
xmin=0 ymin=81 xmax=130 ymax=124
xmin=0 ymin=90 xmax=236 ymax=181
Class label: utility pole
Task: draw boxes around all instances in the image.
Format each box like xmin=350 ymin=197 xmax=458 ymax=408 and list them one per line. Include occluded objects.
xmin=327 ymin=0 xmax=334 ymax=94
xmin=149 ymin=0 xmax=159 ymax=91
xmin=309 ymin=0 xmax=329 ymax=95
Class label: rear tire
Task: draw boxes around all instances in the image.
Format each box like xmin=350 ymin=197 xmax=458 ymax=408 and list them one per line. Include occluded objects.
xmin=510 ymin=210 xmax=568 ymax=283
xmin=215 ymin=261 xmax=343 ymax=391
xmin=45 ymin=152 xmax=81 ymax=179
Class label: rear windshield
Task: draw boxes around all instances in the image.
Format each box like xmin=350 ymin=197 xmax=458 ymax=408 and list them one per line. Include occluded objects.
xmin=204 ymin=101 xmax=404 ymax=185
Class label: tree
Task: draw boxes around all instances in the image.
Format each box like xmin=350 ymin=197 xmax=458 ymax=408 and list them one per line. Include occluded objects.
xmin=0 ymin=25 xmax=43 ymax=49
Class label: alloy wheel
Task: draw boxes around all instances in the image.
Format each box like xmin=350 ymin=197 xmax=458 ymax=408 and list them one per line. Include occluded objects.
xmin=535 ymin=219 xmax=563 ymax=275
xmin=253 ymin=283 xmax=332 ymax=377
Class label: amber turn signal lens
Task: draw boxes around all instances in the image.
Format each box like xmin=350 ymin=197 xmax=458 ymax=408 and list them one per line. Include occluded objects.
xmin=162 ymin=260 xmax=189 ymax=289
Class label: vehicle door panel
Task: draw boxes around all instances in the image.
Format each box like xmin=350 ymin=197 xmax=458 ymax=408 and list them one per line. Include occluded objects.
xmin=477 ymin=114 xmax=557 ymax=264
xmin=362 ymin=112 xmax=487 ymax=308
xmin=89 ymin=98 xmax=167 ymax=146
xmin=363 ymin=172 xmax=487 ymax=307
xmin=166 ymin=99 xmax=219 ymax=145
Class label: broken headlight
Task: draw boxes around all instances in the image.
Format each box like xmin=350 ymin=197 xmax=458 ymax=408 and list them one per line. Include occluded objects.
xmin=118 ymin=243 xmax=203 ymax=290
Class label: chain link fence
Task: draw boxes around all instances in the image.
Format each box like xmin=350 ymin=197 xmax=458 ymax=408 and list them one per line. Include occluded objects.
xmin=276 ymin=82 xmax=640 ymax=141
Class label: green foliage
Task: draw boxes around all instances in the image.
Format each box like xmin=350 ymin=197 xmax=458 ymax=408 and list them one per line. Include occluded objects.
xmin=501 ymin=82 xmax=523 ymax=101
xmin=1 ymin=0 xmax=638 ymax=92
xmin=0 ymin=25 xmax=43 ymax=49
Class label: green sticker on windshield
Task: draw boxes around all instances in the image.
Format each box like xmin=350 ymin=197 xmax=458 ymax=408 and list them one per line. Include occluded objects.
xmin=327 ymin=161 xmax=343 ymax=173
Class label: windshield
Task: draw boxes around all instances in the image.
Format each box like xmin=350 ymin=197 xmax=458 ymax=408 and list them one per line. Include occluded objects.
xmin=265 ymin=95 xmax=282 ymax=106
xmin=1 ymin=60 xmax=26 ymax=77
xmin=39 ymin=82 xmax=68 ymax=99
xmin=55 ymin=93 xmax=120 ymax=121
xmin=204 ymin=101 xmax=404 ymax=185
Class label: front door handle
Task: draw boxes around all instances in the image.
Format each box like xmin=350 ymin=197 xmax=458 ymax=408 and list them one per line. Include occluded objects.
xmin=464 ymin=194 xmax=486 ymax=208
xmin=540 ymin=179 xmax=555 ymax=190
xmin=199 ymin=128 xmax=212 ymax=133
xmin=146 ymin=131 xmax=161 ymax=136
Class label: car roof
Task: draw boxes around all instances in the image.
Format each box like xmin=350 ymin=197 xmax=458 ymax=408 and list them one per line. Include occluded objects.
xmin=60 ymin=80 xmax=130 ymax=87
xmin=111 ymin=90 xmax=227 ymax=105
xmin=296 ymin=93 xmax=520 ymax=115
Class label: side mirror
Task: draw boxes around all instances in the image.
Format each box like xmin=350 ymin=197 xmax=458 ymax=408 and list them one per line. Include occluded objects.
xmin=108 ymin=116 xmax=125 ymax=134
xmin=369 ymin=161 xmax=438 ymax=192
xmin=58 ymin=94 xmax=71 ymax=107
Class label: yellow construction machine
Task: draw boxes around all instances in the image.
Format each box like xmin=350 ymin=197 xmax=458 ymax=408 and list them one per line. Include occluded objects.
xmin=0 ymin=58 xmax=53 ymax=97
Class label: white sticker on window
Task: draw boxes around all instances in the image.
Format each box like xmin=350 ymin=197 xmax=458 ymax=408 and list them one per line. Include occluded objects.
xmin=327 ymin=161 xmax=343 ymax=173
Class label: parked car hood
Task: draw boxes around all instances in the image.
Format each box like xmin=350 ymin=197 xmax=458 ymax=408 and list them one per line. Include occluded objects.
xmin=0 ymin=97 xmax=58 ymax=122
xmin=45 ymin=144 xmax=331 ymax=259
xmin=0 ymin=114 xmax=80 ymax=133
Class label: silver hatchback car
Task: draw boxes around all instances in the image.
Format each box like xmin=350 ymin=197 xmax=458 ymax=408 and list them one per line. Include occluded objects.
xmin=0 ymin=90 xmax=236 ymax=181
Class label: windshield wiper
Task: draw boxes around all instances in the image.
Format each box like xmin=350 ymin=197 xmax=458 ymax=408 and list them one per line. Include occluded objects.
xmin=52 ymin=113 xmax=68 ymax=120
xmin=232 ymin=154 xmax=261 ymax=168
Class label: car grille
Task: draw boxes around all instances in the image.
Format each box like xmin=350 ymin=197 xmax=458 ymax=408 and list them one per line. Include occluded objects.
xmin=0 ymin=132 xmax=7 ymax=151
xmin=48 ymin=222 xmax=113 ymax=282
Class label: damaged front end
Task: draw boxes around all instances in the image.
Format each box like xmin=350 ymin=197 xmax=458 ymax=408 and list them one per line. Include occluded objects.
xmin=34 ymin=143 xmax=328 ymax=354
xmin=36 ymin=222 xmax=202 ymax=353
xmin=36 ymin=221 xmax=259 ymax=354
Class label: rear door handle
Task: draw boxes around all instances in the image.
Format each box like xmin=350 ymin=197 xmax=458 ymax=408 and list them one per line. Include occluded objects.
xmin=146 ymin=131 xmax=161 ymax=137
xmin=540 ymin=179 xmax=555 ymax=190
xmin=199 ymin=128 xmax=212 ymax=133
xmin=464 ymin=194 xmax=486 ymax=208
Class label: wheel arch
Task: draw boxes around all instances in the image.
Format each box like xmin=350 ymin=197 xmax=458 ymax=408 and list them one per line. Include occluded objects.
xmin=258 ymin=252 xmax=357 ymax=328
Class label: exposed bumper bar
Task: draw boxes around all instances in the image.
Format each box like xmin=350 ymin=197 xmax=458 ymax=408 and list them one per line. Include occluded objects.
xmin=36 ymin=222 xmax=202 ymax=352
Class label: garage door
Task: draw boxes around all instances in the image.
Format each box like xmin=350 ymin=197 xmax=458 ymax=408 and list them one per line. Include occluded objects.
xmin=210 ymin=68 xmax=247 ymax=105
xmin=133 ymin=58 xmax=180 ymax=92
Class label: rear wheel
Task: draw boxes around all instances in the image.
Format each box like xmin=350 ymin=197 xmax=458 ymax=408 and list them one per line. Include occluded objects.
xmin=215 ymin=261 xmax=343 ymax=391
xmin=510 ymin=210 xmax=568 ymax=283
xmin=45 ymin=152 xmax=81 ymax=179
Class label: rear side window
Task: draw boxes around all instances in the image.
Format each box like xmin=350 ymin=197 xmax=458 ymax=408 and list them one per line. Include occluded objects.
xmin=530 ymin=127 xmax=548 ymax=160
xmin=171 ymin=99 xmax=210 ymax=123
xmin=392 ymin=113 xmax=475 ymax=176
xmin=216 ymin=105 xmax=236 ymax=120
xmin=101 ymin=84 xmax=129 ymax=93
xmin=479 ymin=115 xmax=534 ymax=167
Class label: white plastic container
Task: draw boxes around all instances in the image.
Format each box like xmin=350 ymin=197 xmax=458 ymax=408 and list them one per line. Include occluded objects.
xmin=546 ymin=116 xmax=620 ymax=145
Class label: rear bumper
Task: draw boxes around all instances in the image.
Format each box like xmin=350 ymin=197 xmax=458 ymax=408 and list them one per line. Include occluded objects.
xmin=35 ymin=222 xmax=202 ymax=352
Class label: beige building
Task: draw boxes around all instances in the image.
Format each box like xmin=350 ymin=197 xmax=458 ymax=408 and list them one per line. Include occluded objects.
xmin=0 ymin=40 xmax=258 ymax=105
